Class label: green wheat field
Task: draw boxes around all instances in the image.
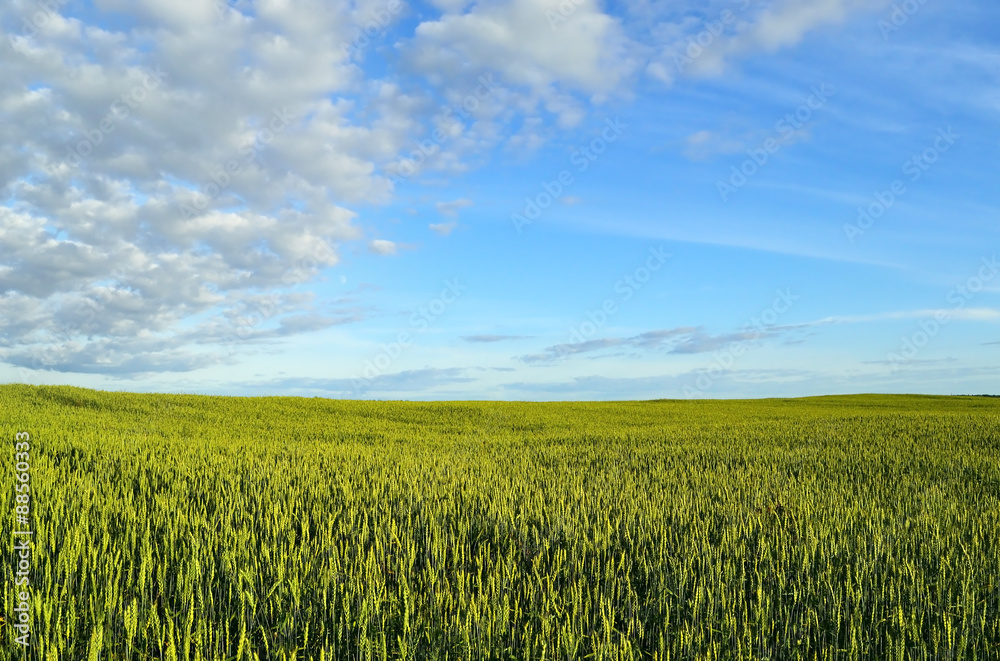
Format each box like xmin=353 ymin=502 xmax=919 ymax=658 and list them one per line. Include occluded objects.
xmin=1 ymin=385 xmax=999 ymax=660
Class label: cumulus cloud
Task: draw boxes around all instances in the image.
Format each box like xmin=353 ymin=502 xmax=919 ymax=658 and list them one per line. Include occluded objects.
xmin=0 ymin=0 xmax=414 ymax=374
xmin=404 ymin=0 xmax=638 ymax=133
xmin=410 ymin=0 xmax=634 ymax=92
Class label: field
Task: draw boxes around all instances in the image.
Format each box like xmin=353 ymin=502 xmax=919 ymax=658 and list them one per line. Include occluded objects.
xmin=1 ymin=385 xmax=999 ymax=660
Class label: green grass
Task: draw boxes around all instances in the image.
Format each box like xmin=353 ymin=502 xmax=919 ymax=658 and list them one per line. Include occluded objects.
xmin=1 ymin=385 xmax=999 ymax=660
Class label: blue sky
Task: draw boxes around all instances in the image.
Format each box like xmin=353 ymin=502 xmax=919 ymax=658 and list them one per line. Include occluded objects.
xmin=1 ymin=0 xmax=998 ymax=399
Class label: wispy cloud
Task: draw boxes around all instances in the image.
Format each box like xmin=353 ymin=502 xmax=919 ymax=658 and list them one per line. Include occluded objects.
xmin=687 ymin=0 xmax=891 ymax=76
xmin=435 ymin=199 xmax=474 ymax=217
xmin=369 ymin=240 xmax=398 ymax=256
xmin=518 ymin=306 xmax=1000 ymax=366
xmin=778 ymin=308 xmax=1000 ymax=329
xmin=463 ymin=334 xmax=533 ymax=342
xmin=496 ymin=363 xmax=1000 ymax=400
xmin=863 ymin=357 xmax=958 ymax=367
xmin=429 ymin=221 xmax=458 ymax=236
xmin=259 ymin=368 xmax=475 ymax=394
xmin=519 ymin=326 xmax=781 ymax=363
xmin=682 ymin=130 xmax=747 ymax=160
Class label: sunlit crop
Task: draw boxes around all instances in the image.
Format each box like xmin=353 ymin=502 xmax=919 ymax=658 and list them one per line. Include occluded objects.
xmin=2 ymin=385 xmax=998 ymax=659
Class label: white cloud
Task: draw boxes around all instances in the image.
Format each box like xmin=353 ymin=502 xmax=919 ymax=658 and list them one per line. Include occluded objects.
xmin=93 ymin=0 xmax=220 ymax=30
xmin=406 ymin=0 xmax=638 ymax=130
xmin=411 ymin=0 xmax=633 ymax=92
xmin=649 ymin=0 xmax=890 ymax=81
xmin=732 ymin=0 xmax=887 ymax=54
xmin=435 ymin=198 xmax=473 ymax=217
xmin=369 ymin=239 xmax=398 ymax=255
xmin=0 ymin=0 xmax=401 ymax=374
xmin=429 ymin=221 xmax=458 ymax=236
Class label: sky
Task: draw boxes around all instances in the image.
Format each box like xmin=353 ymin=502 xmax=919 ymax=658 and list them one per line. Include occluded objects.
xmin=1 ymin=0 xmax=998 ymax=400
